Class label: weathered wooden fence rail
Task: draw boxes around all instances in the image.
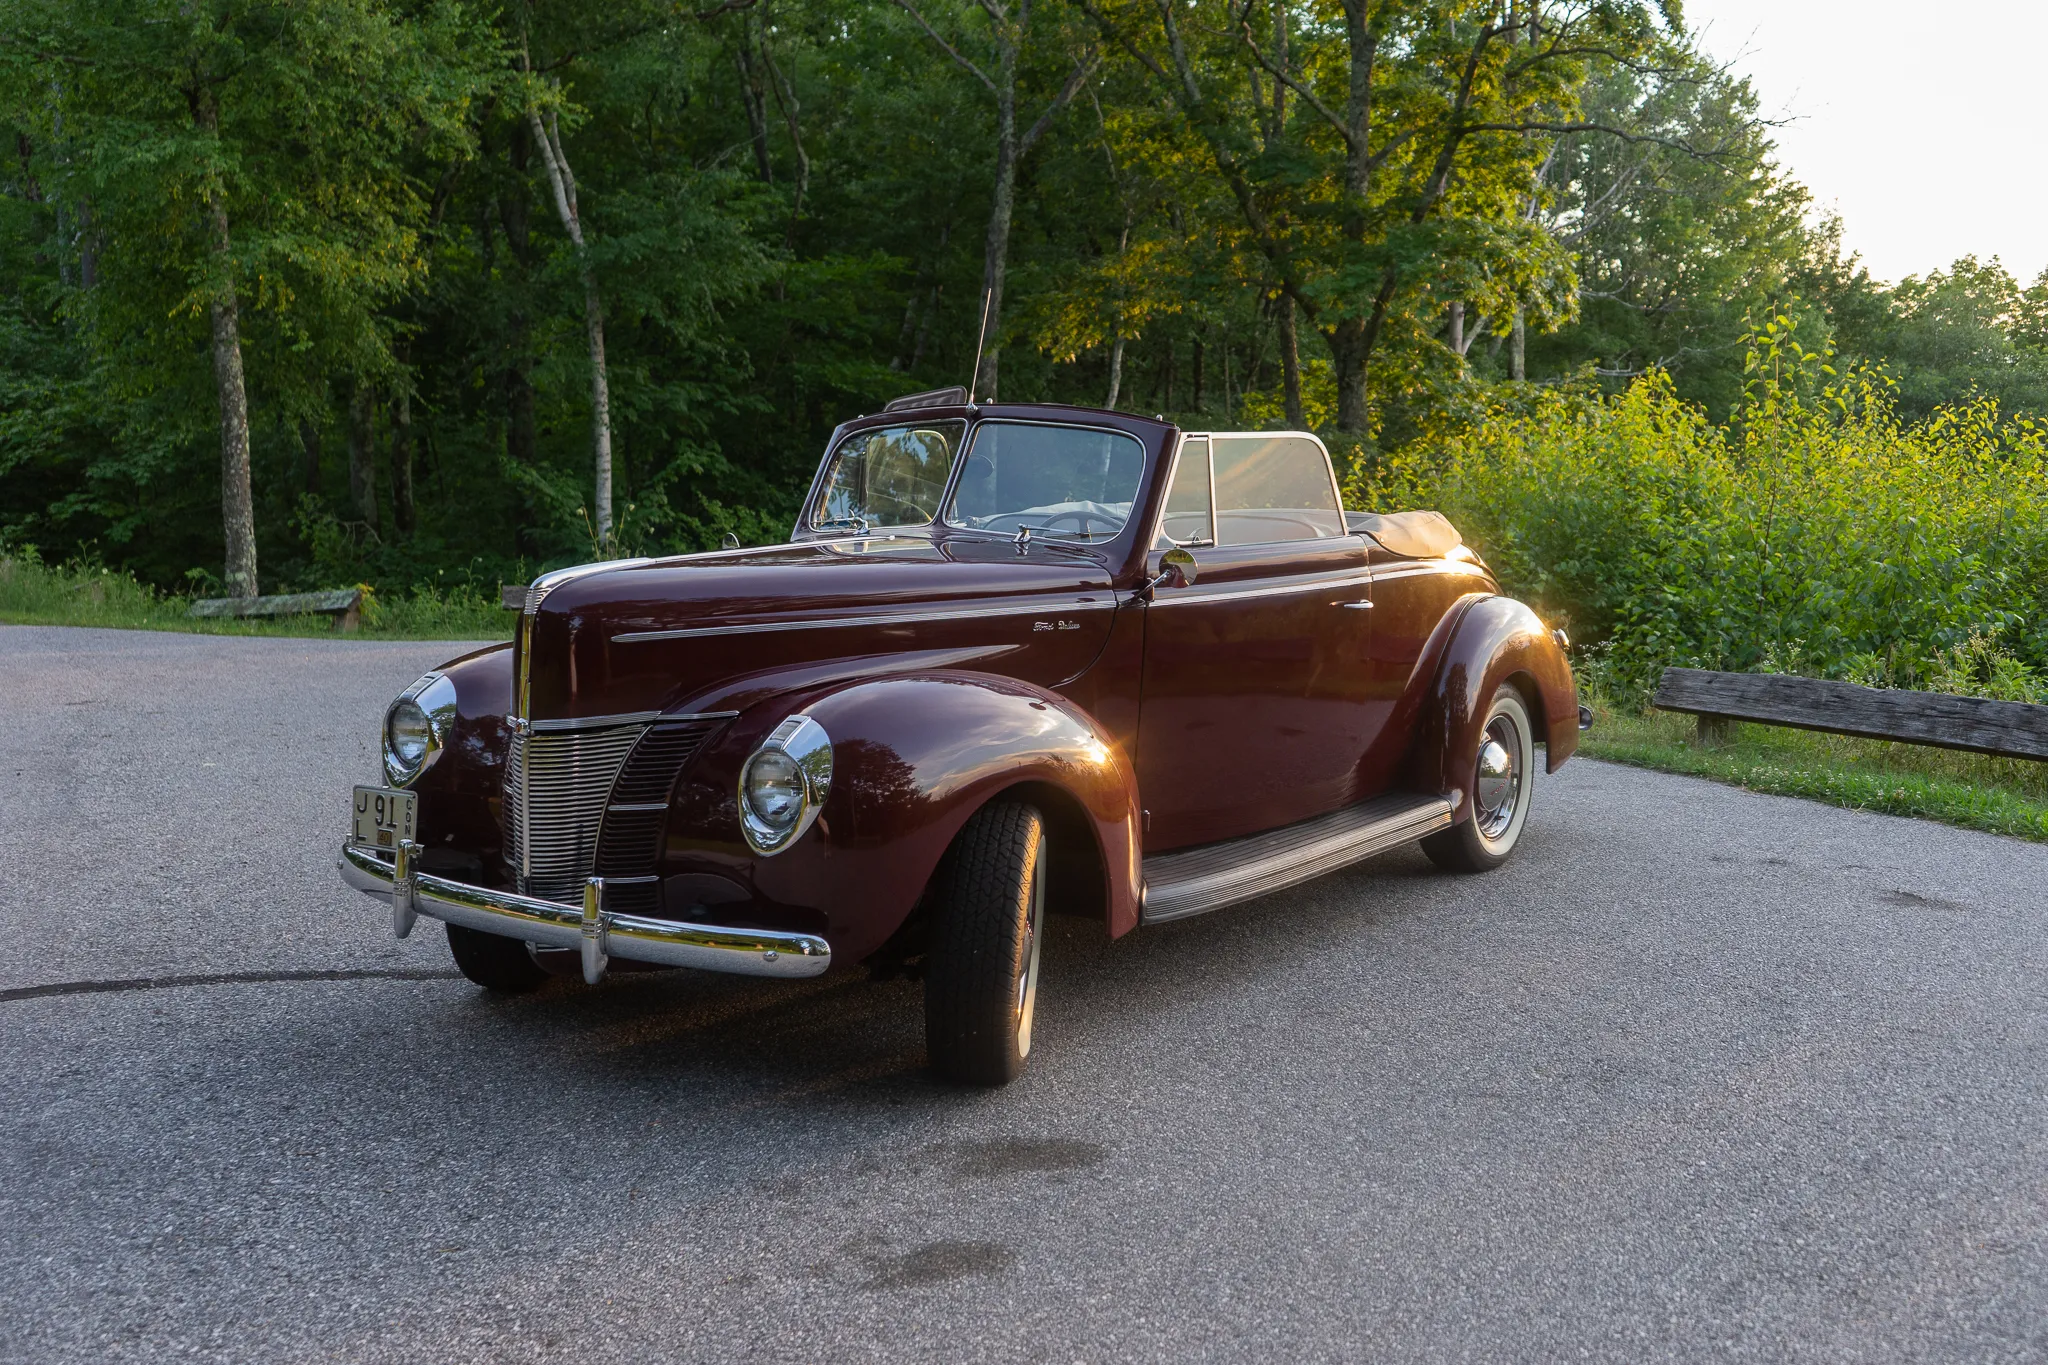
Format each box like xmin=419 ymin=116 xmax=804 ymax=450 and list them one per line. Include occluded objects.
xmin=1653 ymin=667 xmax=2048 ymax=761
xmin=187 ymin=588 xmax=363 ymax=633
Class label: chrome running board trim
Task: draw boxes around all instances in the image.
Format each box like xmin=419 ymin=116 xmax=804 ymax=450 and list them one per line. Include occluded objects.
xmin=338 ymin=843 xmax=830 ymax=979
xmin=1139 ymin=793 xmax=1455 ymax=924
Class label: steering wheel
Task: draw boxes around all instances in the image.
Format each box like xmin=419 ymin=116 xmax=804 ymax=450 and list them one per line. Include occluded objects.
xmin=1036 ymin=509 xmax=1123 ymax=535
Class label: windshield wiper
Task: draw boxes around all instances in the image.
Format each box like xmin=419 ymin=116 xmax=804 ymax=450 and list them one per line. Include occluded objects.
xmin=1012 ymin=523 xmax=1099 ymax=544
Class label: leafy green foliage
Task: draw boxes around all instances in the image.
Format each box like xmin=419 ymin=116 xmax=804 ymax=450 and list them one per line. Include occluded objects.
xmin=4 ymin=0 xmax=2048 ymax=705
xmin=1377 ymin=322 xmax=2048 ymax=701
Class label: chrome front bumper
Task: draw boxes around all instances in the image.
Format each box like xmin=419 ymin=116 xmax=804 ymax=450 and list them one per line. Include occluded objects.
xmin=338 ymin=842 xmax=831 ymax=984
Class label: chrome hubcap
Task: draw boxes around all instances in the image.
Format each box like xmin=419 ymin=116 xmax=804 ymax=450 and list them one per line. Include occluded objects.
xmin=1016 ymin=838 xmax=1046 ymax=1057
xmin=1474 ymin=719 xmax=1521 ymax=841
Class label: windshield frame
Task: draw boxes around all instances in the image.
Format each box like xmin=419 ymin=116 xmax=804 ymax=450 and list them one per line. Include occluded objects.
xmin=798 ymin=411 xmax=1166 ymax=557
xmin=802 ymin=418 xmax=969 ymax=536
xmin=936 ymin=416 xmax=1149 ymax=545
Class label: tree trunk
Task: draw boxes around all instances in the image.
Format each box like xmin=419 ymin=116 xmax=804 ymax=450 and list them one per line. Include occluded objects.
xmin=895 ymin=4 xmax=1090 ymax=405
xmin=528 ymin=105 xmax=614 ymax=546
xmin=347 ymin=381 xmax=379 ymax=533
xmin=1329 ymin=317 xmax=1369 ymax=433
xmin=911 ymin=283 xmax=941 ymax=372
xmin=194 ymin=92 xmax=258 ymax=597
xmin=1192 ymin=336 xmax=1205 ymax=412
xmin=299 ymin=419 xmax=322 ymax=498
xmin=735 ymin=40 xmax=774 ymax=185
xmin=501 ymin=123 xmax=538 ymax=472
xmin=1511 ymin=307 xmax=1526 ymax=381
xmin=504 ymin=365 xmax=536 ymax=464
xmin=762 ymin=41 xmax=809 ymax=255
xmin=581 ymin=280 xmax=613 ymax=544
xmin=1105 ymin=333 xmax=1125 ymax=408
xmin=1279 ymin=294 xmax=1306 ymax=428
xmin=389 ymin=388 xmax=415 ymax=536
xmin=77 ymin=198 xmax=97 ymax=288
xmin=975 ymin=74 xmax=1018 ymax=403
xmin=1449 ymin=301 xmax=1464 ymax=359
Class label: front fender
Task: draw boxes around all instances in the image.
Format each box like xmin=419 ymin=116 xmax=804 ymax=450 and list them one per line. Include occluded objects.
xmin=1414 ymin=596 xmax=1579 ymax=816
xmin=403 ymin=642 xmax=514 ymax=876
xmin=673 ymin=671 xmax=1142 ymax=965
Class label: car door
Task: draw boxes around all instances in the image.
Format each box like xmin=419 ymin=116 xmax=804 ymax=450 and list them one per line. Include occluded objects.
xmin=1135 ymin=434 xmax=1377 ymax=852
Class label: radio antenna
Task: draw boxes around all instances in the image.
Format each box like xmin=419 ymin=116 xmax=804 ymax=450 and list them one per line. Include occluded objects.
xmin=965 ymin=288 xmax=995 ymax=405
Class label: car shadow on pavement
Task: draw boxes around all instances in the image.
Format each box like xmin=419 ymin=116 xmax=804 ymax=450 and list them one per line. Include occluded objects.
xmin=398 ymin=842 xmax=1457 ymax=1112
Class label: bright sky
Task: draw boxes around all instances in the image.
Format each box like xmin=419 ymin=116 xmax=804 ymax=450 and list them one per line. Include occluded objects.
xmin=1684 ymin=0 xmax=2048 ymax=286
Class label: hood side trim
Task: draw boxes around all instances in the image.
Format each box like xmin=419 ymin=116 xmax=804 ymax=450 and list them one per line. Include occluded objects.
xmin=612 ymin=595 xmax=1112 ymax=645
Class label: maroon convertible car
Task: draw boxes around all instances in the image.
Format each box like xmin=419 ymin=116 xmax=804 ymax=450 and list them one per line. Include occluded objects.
xmin=340 ymin=389 xmax=1581 ymax=1084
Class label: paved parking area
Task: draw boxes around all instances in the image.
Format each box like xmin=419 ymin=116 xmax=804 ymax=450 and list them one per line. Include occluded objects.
xmin=3 ymin=625 xmax=2044 ymax=1362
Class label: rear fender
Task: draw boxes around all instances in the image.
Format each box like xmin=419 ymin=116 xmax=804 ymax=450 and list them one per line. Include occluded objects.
xmin=1412 ymin=596 xmax=1579 ymax=819
xmin=681 ymin=671 xmax=1142 ymax=964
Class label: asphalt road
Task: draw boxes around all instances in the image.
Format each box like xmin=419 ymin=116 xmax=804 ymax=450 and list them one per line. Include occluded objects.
xmin=4 ymin=624 xmax=2045 ymax=1363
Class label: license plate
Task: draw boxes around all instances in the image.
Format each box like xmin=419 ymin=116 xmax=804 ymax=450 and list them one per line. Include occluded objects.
xmin=352 ymin=786 xmax=419 ymax=850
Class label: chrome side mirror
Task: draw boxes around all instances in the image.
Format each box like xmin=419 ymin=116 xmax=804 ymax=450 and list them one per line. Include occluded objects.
xmin=1142 ymin=546 xmax=1199 ymax=600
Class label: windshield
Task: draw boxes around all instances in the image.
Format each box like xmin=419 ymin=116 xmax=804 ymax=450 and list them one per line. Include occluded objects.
xmin=811 ymin=421 xmax=965 ymax=531
xmin=945 ymin=421 xmax=1145 ymax=541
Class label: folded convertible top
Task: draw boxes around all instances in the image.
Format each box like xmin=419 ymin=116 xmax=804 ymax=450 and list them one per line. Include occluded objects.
xmin=1344 ymin=509 xmax=1465 ymax=560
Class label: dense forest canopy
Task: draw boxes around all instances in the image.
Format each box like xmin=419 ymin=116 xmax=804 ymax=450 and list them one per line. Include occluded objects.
xmin=4 ymin=0 xmax=2046 ymax=600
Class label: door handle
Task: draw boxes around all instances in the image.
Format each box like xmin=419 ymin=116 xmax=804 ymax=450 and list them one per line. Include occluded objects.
xmin=1336 ymin=600 xmax=1374 ymax=609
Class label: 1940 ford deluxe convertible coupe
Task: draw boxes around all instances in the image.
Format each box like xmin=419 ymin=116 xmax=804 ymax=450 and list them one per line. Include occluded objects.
xmin=339 ymin=390 xmax=1581 ymax=1084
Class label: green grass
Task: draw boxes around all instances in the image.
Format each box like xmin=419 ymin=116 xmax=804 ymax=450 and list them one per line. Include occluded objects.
xmin=1581 ymin=702 xmax=2048 ymax=843
xmin=0 ymin=554 xmax=511 ymax=641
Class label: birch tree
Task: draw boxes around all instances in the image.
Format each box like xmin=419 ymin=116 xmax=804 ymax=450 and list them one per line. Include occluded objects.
xmin=526 ymin=92 xmax=615 ymax=547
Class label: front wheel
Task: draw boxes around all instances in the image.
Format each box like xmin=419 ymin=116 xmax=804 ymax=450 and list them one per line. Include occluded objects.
xmin=1422 ymin=684 xmax=1535 ymax=874
xmin=446 ymin=923 xmax=549 ymax=994
xmin=924 ymin=802 xmax=1047 ymax=1086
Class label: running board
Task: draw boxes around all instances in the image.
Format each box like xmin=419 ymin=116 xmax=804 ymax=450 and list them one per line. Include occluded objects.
xmin=1140 ymin=793 xmax=1455 ymax=925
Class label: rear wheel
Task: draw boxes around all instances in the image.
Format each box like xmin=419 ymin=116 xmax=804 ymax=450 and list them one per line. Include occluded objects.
xmin=446 ymin=923 xmax=549 ymax=994
xmin=1423 ymin=685 xmax=1535 ymax=873
xmin=924 ymin=802 xmax=1047 ymax=1086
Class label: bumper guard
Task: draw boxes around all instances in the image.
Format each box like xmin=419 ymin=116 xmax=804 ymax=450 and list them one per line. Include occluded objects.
xmin=338 ymin=842 xmax=831 ymax=984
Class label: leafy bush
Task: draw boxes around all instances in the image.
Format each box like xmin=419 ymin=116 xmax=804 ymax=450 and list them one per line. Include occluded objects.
xmin=1361 ymin=320 xmax=2048 ymax=702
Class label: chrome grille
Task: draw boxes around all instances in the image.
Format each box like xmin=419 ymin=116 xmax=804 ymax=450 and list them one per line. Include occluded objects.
xmin=503 ymin=722 xmax=650 ymax=903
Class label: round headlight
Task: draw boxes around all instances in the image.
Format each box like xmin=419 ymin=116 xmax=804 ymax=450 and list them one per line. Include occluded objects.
xmin=386 ymin=697 xmax=432 ymax=771
xmin=742 ymin=747 xmax=806 ymax=830
xmin=737 ymin=714 xmax=833 ymax=855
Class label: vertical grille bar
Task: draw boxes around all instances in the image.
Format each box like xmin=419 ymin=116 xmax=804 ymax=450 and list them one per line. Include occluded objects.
xmin=591 ymin=718 xmax=725 ymax=917
xmin=501 ymin=723 xmax=649 ymax=904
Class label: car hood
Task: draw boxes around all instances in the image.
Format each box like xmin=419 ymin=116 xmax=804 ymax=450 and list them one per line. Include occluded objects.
xmin=517 ymin=535 xmax=1124 ymax=723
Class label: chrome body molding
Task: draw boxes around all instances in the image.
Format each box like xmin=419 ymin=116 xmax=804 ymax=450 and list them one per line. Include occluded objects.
xmin=612 ymin=597 xmax=1110 ymax=645
xmin=1152 ymin=568 xmax=1374 ymax=606
xmin=339 ymin=842 xmax=831 ymax=980
xmin=523 ymin=710 xmax=663 ymax=734
xmin=1139 ymin=792 xmax=1455 ymax=924
xmin=512 ymin=709 xmax=738 ymax=736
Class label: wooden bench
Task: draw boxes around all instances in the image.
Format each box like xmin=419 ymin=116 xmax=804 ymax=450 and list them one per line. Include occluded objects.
xmin=187 ymin=588 xmax=364 ymax=633
xmin=1652 ymin=667 xmax=2048 ymax=761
